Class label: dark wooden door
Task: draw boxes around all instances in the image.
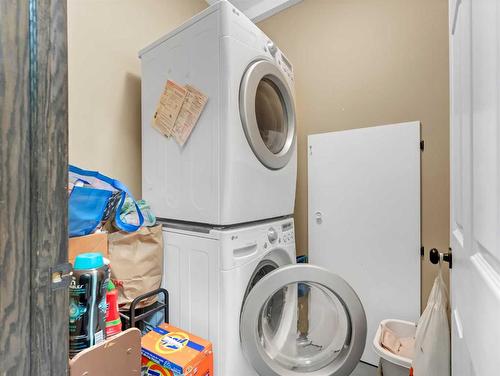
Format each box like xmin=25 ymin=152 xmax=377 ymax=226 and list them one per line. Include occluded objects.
xmin=1 ymin=0 xmax=69 ymax=375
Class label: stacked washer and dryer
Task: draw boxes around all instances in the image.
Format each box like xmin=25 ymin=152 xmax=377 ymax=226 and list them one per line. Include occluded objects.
xmin=140 ymin=2 xmax=366 ymax=375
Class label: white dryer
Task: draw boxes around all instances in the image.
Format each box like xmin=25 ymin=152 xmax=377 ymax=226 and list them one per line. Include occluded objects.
xmin=140 ymin=1 xmax=297 ymax=226
xmin=162 ymin=217 xmax=367 ymax=376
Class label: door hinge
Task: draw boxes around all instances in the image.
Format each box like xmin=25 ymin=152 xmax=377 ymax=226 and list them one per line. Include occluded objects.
xmin=51 ymin=262 xmax=73 ymax=290
xmin=420 ymin=140 xmax=425 ymax=151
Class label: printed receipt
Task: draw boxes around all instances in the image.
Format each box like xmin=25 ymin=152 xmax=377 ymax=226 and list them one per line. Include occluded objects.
xmin=173 ymin=85 xmax=209 ymax=146
xmin=153 ymin=80 xmax=187 ymax=137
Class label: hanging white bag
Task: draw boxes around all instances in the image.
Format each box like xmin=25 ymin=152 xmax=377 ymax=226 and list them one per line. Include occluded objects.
xmin=412 ymin=266 xmax=450 ymax=375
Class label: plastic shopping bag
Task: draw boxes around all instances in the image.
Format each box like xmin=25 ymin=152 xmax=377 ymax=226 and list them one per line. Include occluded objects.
xmin=120 ymin=197 xmax=156 ymax=227
xmin=68 ymin=165 xmax=144 ymax=237
xmin=411 ymin=268 xmax=450 ymax=375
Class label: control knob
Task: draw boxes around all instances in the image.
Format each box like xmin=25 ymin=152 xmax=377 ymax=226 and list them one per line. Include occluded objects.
xmin=267 ymin=41 xmax=278 ymax=57
xmin=267 ymin=227 xmax=278 ymax=243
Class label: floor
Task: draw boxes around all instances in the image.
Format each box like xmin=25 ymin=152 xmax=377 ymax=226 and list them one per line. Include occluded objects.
xmin=351 ymin=362 xmax=378 ymax=376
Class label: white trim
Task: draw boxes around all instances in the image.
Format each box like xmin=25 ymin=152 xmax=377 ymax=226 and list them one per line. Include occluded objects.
xmin=206 ymin=0 xmax=303 ymax=22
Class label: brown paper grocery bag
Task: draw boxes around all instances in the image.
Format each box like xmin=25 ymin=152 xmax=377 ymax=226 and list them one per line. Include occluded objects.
xmin=108 ymin=224 xmax=163 ymax=309
xmin=68 ymin=232 xmax=108 ymax=266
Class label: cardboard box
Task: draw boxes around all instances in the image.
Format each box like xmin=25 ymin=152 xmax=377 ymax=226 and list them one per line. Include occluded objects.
xmin=68 ymin=232 xmax=108 ymax=265
xmin=141 ymin=323 xmax=213 ymax=376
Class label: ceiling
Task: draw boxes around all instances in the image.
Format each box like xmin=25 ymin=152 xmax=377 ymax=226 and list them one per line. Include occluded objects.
xmin=205 ymin=0 xmax=302 ymax=23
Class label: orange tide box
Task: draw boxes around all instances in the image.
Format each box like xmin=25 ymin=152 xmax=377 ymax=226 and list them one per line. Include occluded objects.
xmin=141 ymin=323 xmax=213 ymax=376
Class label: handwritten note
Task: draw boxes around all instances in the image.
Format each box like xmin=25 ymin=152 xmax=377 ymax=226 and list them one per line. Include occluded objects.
xmin=152 ymin=80 xmax=187 ymax=137
xmin=173 ymin=85 xmax=209 ymax=146
xmin=152 ymin=80 xmax=208 ymax=146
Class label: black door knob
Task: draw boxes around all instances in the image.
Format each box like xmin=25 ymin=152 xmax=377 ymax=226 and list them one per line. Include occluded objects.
xmin=429 ymin=248 xmax=452 ymax=269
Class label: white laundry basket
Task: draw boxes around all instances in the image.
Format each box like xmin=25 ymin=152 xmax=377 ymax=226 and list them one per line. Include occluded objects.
xmin=373 ymin=319 xmax=415 ymax=376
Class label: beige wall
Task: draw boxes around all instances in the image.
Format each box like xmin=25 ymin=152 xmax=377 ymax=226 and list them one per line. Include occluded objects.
xmin=68 ymin=0 xmax=450 ymax=307
xmin=258 ymin=0 xmax=450 ymax=307
xmin=67 ymin=0 xmax=207 ymax=198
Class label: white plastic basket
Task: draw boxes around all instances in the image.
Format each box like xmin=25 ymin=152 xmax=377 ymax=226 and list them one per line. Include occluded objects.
xmin=373 ymin=319 xmax=416 ymax=376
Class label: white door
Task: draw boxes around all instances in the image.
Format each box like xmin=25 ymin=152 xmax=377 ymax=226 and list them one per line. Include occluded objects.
xmin=308 ymin=122 xmax=421 ymax=365
xmin=449 ymin=0 xmax=500 ymax=375
xmin=240 ymin=264 xmax=367 ymax=376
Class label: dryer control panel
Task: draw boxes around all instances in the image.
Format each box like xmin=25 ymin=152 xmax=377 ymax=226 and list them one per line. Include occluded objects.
xmin=264 ymin=40 xmax=294 ymax=82
xmin=277 ymin=51 xmax=294 ymax=82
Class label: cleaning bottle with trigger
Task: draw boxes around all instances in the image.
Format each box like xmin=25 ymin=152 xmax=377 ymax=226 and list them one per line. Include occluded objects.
xmin=105 ymin=279 xmax=122 ymax=337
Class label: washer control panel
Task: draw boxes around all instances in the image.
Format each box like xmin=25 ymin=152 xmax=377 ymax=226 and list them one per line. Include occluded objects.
xmin=221 ymin=218 xmax=295 ymax=269
xmin=281 ymin=221 xmax=295 ymax=244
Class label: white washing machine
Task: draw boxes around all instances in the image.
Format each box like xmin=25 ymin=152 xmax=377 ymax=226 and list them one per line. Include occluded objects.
xmin=162 ymin=217 xmax=367 ymax=376
xmin=140 ymin=1 xmax=297 ymax=226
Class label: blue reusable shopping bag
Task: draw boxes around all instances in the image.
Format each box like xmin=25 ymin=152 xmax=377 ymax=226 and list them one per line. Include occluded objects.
xmin=69 ymin=187 xmax=113 ymax=237
xmin=68 ymin=165 xmax=144 ymax=237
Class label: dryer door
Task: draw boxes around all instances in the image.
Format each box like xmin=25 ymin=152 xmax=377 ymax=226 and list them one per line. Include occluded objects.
xmin=240 ymin=59 xmax=296 ymax=170
xmin=240 ymin=264 xmax=367 ymax=376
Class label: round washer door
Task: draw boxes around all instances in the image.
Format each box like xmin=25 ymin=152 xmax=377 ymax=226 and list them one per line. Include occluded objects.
xmin=240 ymin=59 xmax=296 ymax=170
xmin=240 ymin=264 xmax=367 ymax=376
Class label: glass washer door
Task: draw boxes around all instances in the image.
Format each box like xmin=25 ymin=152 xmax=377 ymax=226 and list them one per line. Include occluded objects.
xmin=240 ymin=264 xmax=367 ymax=376
xmin=240 ymin=59 xmax=296 ymax=170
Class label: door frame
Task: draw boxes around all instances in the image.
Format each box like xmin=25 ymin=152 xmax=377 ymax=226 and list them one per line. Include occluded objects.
xmin=1 ymin=0 xmax=69 ymax=374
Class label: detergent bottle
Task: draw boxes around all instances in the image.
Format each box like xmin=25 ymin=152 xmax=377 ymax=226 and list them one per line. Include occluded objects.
xmin=69 ymin=252 xmax=109 ymax=357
